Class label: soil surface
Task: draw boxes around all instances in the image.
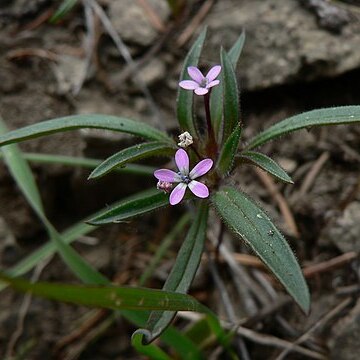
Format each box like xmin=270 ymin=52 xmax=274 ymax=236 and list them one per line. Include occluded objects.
xmin=0 ymin=0 xmax=360 ymax=359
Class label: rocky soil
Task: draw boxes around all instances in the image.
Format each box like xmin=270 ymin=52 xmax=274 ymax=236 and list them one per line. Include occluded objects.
xmin=0 ymin=0 xmax=360 ymax=359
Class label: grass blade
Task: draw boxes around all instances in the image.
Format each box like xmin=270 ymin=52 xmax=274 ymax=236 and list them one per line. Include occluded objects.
xmin=139 ymin=214 xmax=191 ymax=286
xmin=0 ymin=118 xmax=108 ymax=285
xmin=50 ymin=0 xmax=78 ymax=23
xmin=135 ymin=202 xmax=209 ymax=344
xmin=0 ymin=152 xmax=155 ymax=176
xmin=0 ymin=272 xmax=206 ymax=312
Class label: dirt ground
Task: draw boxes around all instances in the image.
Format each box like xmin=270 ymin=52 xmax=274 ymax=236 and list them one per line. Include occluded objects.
xmin=0 ymin=0 xmax=360 ymax=359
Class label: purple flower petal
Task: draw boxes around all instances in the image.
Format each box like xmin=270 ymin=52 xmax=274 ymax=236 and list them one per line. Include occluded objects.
xmin=194 ymin=87 xmax=208 ymax=96
xmin=188 ymin=180 xmax=209 ymax=198
xmin=154 ymin=169 xmax=180 ymax=182
xmin=189 ymin=158 xmax=213 ymax=179
xmin=187 ymin=66 xmax=205 ymax=84
xmin=179 ymin=80 xmax=199 ymax=90
xmin=206 ymin=65 xmax=221 ymax=82
xmin=175 ymin=148 xmax=189 ymax=175
xmin=207 ymin=79 xmax=220 ymax=89
xmin=169 ymin=183 xmax=187 ymax=205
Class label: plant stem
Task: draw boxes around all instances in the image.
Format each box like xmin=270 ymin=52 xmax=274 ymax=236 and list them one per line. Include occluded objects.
xmin=203 ymin=92 xmax=217 ymax=158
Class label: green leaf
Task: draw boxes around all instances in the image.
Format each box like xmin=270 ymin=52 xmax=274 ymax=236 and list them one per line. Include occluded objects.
xmin=177 ymin=28 xmax=207 ymax=135
xmin=89 ymin=142 xmax=175 ymax=179
xmin=0 ymin=272 xmax=206 ymax=312
xmin=212 ymin=187 xmax=310 ymax=313
xmin=0 ymin=152 xmax=155 ymax=176
xmin=238 ymin=151 xmax=293 ymax=184
xmin=220 ymin=48 xmax=240 ymax=142
xmin=0 ymin=118 xmax=108 ymax=285
xmin=216 ymin=125 xmax=241 ymax=176
xmin=1 ymin=222 xmax=95 ymax=292
xmin=135 ymin=202 xmax=209 ymax=344
xmin=210 ymin=32 xmax=245 ymax=139
xmin=246 ymin=106 xmax=360 ymax=150
xmin=228 ymin=31 xmax=246 ymax=66
xmin=0 ymin=114 xmax=172 ymax=147
xmin=87 ymin=189 xmax=169 ymax=225
xmin=0 ymin=122 xmax=44 ymax=213
xmin=50 ymin=0 xmax=78 ymax=23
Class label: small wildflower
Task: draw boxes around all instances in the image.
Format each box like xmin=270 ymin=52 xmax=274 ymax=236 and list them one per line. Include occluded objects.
xmin=154 ymin=149 xmax=213 ymax=205
xmin=179 ymin=65 xmax=221 ymax=96
xmin=156 ymin=180 xmax=173 ymax=193
xmin=178 ymin=131 xmax=193 ymax=148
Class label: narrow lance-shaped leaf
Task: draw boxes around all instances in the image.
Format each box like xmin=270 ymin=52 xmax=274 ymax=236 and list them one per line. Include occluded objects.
xmin=0 ymin=272 xmax=206 ymax=313
xmin=87 ymin=189 xmax=169 ymax=225
xmin=0 ymin=114 xmax=172 ymax=147
xmin=210 ymin=31 xmax=245 ymax=139
xmin=238 ymin=151 xmax=294 ymax=184
xmin=212 ymin=187 xmax=310 ymax=313
xmin=89 ymin=142 xmax=175 ymax=179
xmin=216 ymin=125 xmax=241 ymax=176
xmin=220 ymin=47 xmax=240 ymax=142
xmin=177 ymin=28 xmax=207 ymax=135
xmin=134 ymin=202 xmax=209 ymax=344
xmin=246 ymin=106 xmax=360 ymax=150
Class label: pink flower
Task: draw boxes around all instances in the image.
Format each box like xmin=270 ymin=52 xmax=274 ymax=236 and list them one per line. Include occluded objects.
xmin=179 ymin=65 xmax=221 ymax=96
xmin=154 ymin=149 xmax=213 ymax=205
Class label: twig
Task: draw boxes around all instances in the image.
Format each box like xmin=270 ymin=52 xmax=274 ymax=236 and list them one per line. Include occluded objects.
xmin=88 ymin=0 xmax=163 ymax=127
xmin=303 ymin=252 xmax=358 ymax=278
xmin=6 ymin=48 xmax=59 ymax=61
xmin=114 ymin=23 xmax=174 ymax=84
xmin=55 ymin=309 xmax=109 ymax=351
xmin=254 ymin=167 xmax=300 ymax=238
xmin=206 ymin=248 xmax=251 ymax=360
xmin=178 ymin=312 xmax=327 ymax=360
xmin=209 ymin=230 xmax=270 ymax=311
xmin=5 ymin=258 xmax=52 ymax=359
xmin=73 ymin=0 xmax=97 ymax=95
xmin=298 ymin=152 xmax=329 ymax=197
xmin=274 ymin=297 xmax=352 ymax=360
xmin=176 ymin=0 xmax=215 ymax=47
xmin=137 ymin=0 xmax=166 ymax=32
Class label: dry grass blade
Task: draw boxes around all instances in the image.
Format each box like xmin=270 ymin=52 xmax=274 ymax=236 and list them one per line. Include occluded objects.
xmin=88 ymin=0 xmax=163 ymax=127
xmin=176 ymin=0 xmax=215 ymax=47
xmin=298 ymin=151 xmax=329 ymax=197
xmin=274 ymin=297 xmax=352 ymax=360
xmin=254 ymin=167 xmax=300 ymax=238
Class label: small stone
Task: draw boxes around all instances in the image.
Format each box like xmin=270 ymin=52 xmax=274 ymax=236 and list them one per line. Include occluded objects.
xmin=320 ymin=201 xmax=360 ymax=253
xmin=109 ymin=0 xmax=170 ymax=46
xmin=136 ymin=58 xmax=166 ymax=86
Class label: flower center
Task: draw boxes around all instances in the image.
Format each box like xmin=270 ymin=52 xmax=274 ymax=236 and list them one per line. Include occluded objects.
xmin=178 ymin=172 xmax=191 ymax=184
xmin=200 ymin=78 xmax=208 ymax=87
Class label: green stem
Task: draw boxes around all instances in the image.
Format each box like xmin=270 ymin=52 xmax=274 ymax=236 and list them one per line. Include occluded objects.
xmin=204 ymin=92 xmax=217 ymax=158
